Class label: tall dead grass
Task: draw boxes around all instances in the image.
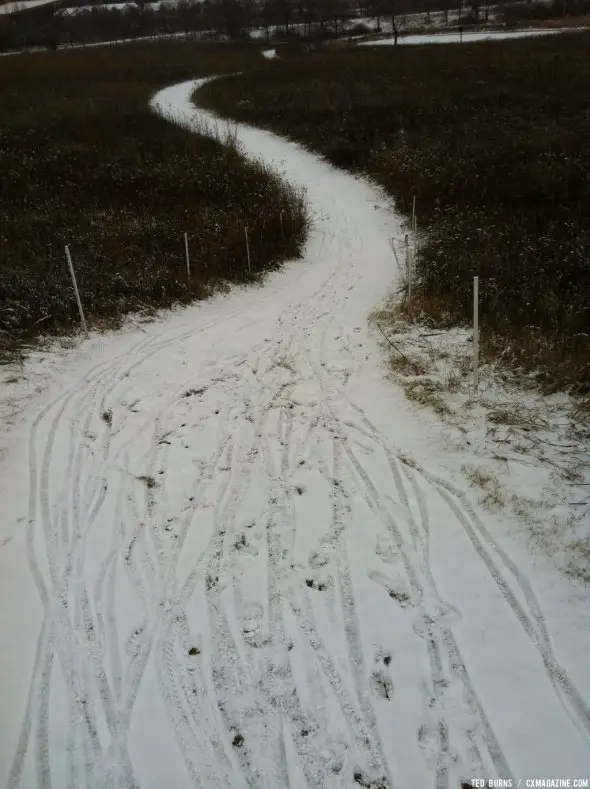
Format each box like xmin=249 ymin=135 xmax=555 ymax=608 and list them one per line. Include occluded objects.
xmin=0 ymin=42 xmax=307 ymax=354
xmin=199 ymin=32 xmax=590 ymax=392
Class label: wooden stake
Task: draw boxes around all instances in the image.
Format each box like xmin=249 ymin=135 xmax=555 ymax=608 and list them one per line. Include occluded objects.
xmin=473 ymin=276 xmax=479 ymax=389
xmin=184 ymin=232 xmax=190 ymax=281
xmin=245 ymin=226 xmax=251 ymax=274
xmin=65 ymin=245 xmax=88 ymax=335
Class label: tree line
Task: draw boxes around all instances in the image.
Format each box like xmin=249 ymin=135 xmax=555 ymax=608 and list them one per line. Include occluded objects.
xmin=0 ymin=0 xmax=576 ymax=53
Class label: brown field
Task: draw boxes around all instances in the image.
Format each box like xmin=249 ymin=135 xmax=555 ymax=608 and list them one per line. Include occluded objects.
xmin=0 ymin=41 xmax=307 ymax=356
xmin=199 ymin=32 xmax=590 ymax=391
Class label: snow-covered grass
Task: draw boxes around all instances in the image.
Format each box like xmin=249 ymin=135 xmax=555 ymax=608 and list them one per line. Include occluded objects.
xmin=0 ymin=74 xmax=589 ymax=789
xmin=59 ymin=3 xmax=136 ymax=14
xmin=0 ymin=0 xmax=58 ymax=15
xmin=370 ymin=303 xmax=590 ymax=582
xmin=362 ymin=27 xmax=574 ymax=45
xmin=58 ymin=0 xmax=202 ymax=14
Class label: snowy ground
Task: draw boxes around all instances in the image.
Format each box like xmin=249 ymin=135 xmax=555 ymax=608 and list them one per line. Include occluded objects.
xmin=369 ymin=300 xmax=590 ymax=582
xmin=0 ymin=0 xmax=58 ymax=15
xmin=0 ymin=78 xmax=589 ymax=789
xmin=361 ymin=27 xmax=573 ymax=46
xmin=58 ymin=0 xmax=203 ymax=15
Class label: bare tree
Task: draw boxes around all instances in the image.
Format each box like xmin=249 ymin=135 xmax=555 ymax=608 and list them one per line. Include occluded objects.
xmin=260 ymin=0 xmax=273 ymax=37
xmin=316 ymin=0 xmax=351 ymax=35
xmin=367 ymin=0 xmax=389 ymax=31
xmin=391 ymin=7 xmax=405 ymax=42
xmin=269 ymin=0 xmax=294 ymax=36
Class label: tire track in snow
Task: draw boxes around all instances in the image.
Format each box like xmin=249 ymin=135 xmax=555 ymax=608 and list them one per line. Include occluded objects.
xmin=344 ymin=397 xmax=590 ymax=773
xmin=265 ymin=352 xmax=394 ymax=783
xmin=340 ymin=435 xmax=457 ymax=787
xmin=17 ymin=330 xmax=206 ymax=787
xmin=253 ymin=319 xmax=381 ymax=785
xmin=246 ymin=352 xmax=343 ymax=789
xmin=331 ymin=434 xmax=393 ymax=784
xmin=10 ymin=194 xmax=360 ymax=788
xmin=22 ymin=370 xmax=113 ymax=788
xmin=429 ymin=471 xmax=590 ymax=739
xmin=340 ymin=403 xmax=513 ymax=780
xmin=5 ymin=76 xmax=590 ymax=789
xmin=217 ymin=331 xmax=367 ymax=787
xmin=202 ymin=344 xmax=320 ymax=788
xmin=305 ymin=336 xmax=507 ymax=785
xmin=381 ymin=432 xmax=590 ymax=744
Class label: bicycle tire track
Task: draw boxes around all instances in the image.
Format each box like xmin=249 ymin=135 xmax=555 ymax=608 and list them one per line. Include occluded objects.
xmin=4 ymin=76 xmax=589 ymax=789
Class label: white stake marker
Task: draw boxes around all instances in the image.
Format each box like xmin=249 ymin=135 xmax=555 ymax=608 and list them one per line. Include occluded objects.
xmin=184 ymin=232 xmax=190 ymax=281
xmin=65 ymin=244 xmax=88 ymax=335
xmin=473 ymin=275 xmax=480 ymax=389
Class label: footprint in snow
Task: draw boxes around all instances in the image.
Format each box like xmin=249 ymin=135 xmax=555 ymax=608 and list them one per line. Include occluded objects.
xmin=417 ymin=719 xmax=458 ymax=772
xmin=375 ymin=535 xmax=399 ymax=564
xmin=305 ymin=576 xmax=330 ymax=592
xmin=242 ymin=602 xmax=270 ymax=647
xmin=368 ymin=570 xmax=412 ymax=607
xmin=375 ymin=650 xmax=393 ymax=668
xmin=124 ymin=626 xmax=144 ymax=658
xmin=370 ymin=669 xmax=394 ymax=701
xmin=412 ymin=602 xmax=462 ymax=639
xmin=233 ymin=533 xmax=259 ymax=556
xmin=309 ymin=546 xmax=330 ymax=568
xmin=352 ymin=770 xmax=391 ymax=788
xmin=437 ymin=601 xmax=462 ymax=624
xmin=412 ymin=613 xmax=437 ymax=640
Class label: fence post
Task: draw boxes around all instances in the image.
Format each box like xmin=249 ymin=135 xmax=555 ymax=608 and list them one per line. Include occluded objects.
xmin=391 ymin=238 xmax=401 ymax=275
xmin=405 ymin=234 xmax=412 ymax=302
xmin=473 ymin=276 xmax=479 ymax=390
xmin=411 ymin=200 xmax=418 ymax=301
xmin=184 ymin=232 xmax=190 ymax=282
xmin=65 ymin=245 xmax=88 ymax=335
xmin=245 ymin=225 xmax=251 ymax=274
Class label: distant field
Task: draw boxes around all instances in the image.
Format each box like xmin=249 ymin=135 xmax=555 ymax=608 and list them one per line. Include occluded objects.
xmin=200 ymin=32 xmax=590 ymax=391
xmin=0 ymin=0 xmax=59 ymax=14
xmin=361 ymin=28 xmax=567 ymax=44
xmin=0 ymin=42 xmax=306 ymax=354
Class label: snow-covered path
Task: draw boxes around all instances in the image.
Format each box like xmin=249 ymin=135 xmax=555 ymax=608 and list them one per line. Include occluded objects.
xmin=1 ymin=79 xmax=589 ymax=789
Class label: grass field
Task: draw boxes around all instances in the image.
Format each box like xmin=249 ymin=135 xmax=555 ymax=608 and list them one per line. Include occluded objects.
xmin=0 ymin=41 xmax=307 ymax=356
xmin=199 ymin=33 xmax=590 ymax=392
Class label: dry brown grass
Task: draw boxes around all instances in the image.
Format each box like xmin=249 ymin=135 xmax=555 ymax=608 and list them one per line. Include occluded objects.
xmin=404 ymin=377 xmax=450 ymax=416
xmin=488 ymin=405 xmax=550 ymax=431
xmin=462 ymin=464 xmax=506 ymax=509
xmin=0 ymin=41 xmax=308 ymax=355
xmin=566 ymin=539 xmax=590 ymax=583
xmin=199 ymin=32 xmax=590 ymax=393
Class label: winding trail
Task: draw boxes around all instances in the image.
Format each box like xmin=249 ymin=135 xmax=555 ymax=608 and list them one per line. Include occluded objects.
xmin=0 ymin=78 xmax=589 ymax=789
